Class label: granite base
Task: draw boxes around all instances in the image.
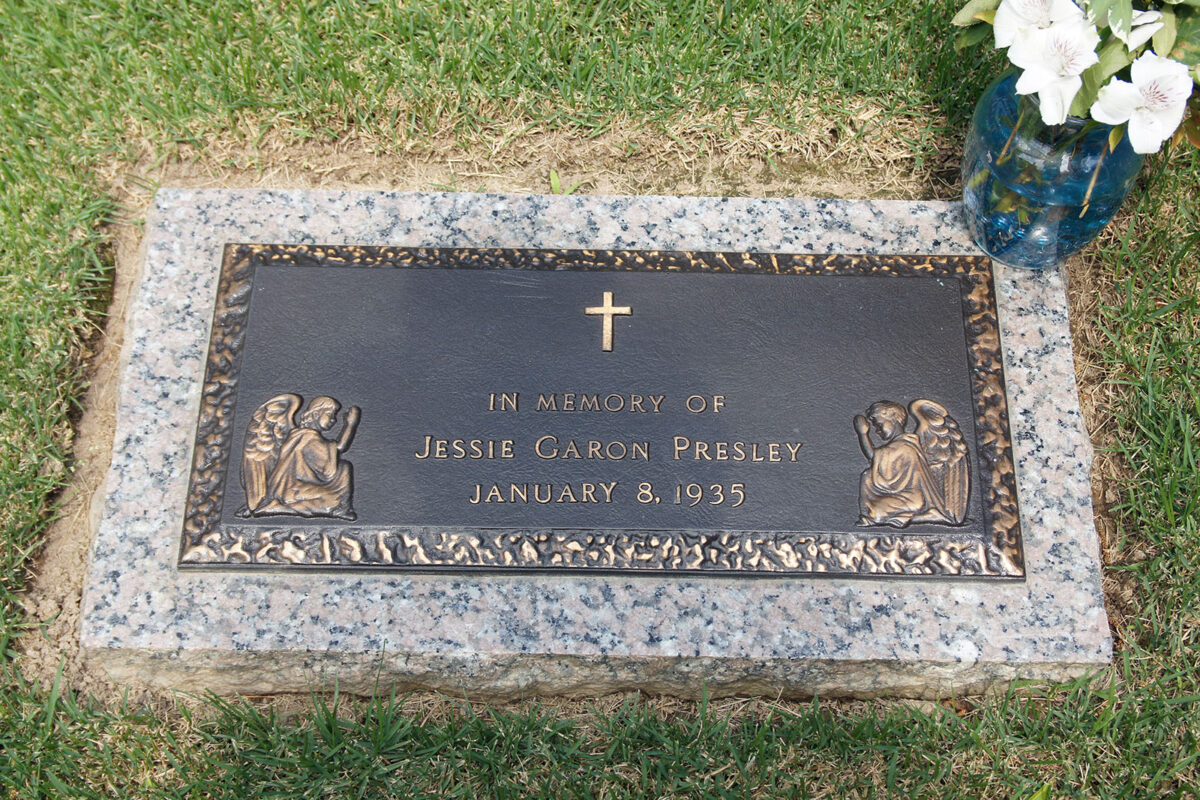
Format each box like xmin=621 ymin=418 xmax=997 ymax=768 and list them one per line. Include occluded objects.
xmin=80 ymin=190 xmax=1110 ymax=698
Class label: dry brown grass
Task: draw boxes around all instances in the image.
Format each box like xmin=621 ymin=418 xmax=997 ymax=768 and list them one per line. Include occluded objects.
xmin=103 ymin=97 xmax=961 ymax=201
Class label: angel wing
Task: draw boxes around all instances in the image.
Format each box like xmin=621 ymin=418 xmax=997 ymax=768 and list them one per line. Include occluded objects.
xmin=237 ymin=393 xmax=300 ymax=517
xmin=910 ymin=398 xmax=969 ymax=524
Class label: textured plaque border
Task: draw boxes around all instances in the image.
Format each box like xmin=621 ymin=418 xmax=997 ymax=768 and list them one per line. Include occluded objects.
xmin=179 ymin=246 xmax=1024 ymax=579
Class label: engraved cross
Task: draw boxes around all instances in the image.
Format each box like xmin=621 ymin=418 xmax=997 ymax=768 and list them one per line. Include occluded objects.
xmin=585 ymin=291 xmax=632 ymax=352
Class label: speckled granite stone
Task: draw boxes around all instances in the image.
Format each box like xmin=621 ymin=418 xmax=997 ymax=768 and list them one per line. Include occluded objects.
xmin=80 ymin=190 xmax=1111 ymax=698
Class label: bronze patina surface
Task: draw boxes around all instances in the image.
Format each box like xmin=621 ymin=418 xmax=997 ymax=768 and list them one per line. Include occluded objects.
xmin=179 ymin=246 xmax=1023 ymax=578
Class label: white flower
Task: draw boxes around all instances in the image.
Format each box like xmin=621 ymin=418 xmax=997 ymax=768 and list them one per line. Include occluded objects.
xmin=1088 ymin=5 xmax=1163 ymax=50
xmin=1009 ymin=20 xmax=1101 ymax=124
xmin=1091 ymin=53 xmax=1195 ymax=153
xmin=994 ymin=0 xmax=1087 ymax=48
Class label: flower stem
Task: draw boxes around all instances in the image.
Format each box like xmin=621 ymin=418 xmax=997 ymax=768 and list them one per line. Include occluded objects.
xmin=1080 ymin=139 xmax=1110 ymax=218
xmin=996 ymin=103 xmax=1029 ymax=166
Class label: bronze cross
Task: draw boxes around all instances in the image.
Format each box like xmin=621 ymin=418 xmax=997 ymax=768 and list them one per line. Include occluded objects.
xmin=584 ymin=291 xmax=632 ymax=352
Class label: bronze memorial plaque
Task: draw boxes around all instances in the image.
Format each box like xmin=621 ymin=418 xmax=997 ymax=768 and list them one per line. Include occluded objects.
xmin=179 ymin=246 xmax=1024 ymax=579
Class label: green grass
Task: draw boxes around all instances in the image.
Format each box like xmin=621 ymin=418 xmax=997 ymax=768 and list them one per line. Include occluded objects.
xmin=1 ymin=0 xmax=1198 ymax=797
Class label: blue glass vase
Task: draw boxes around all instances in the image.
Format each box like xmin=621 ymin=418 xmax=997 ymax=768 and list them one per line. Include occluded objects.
xmin=962 ymin=71 xmax=1144 ymax=270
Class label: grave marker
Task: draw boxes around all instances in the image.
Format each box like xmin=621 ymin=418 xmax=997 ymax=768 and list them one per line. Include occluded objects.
xmin=80 ymin=191 xmax=1110 ymax=698
xmin=182 ymin=245 xmax=1022 ymax=578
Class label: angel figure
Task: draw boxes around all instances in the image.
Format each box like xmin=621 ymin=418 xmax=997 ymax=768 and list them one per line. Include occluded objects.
xmin=236 ymin=394 xmax=360 ymax=521
xmin=853 ymin=399 xmax=969 ymax=528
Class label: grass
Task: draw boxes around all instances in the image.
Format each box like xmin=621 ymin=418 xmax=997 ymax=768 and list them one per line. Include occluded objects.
xmin=0 ymin=0 xmax=1197 ymax=797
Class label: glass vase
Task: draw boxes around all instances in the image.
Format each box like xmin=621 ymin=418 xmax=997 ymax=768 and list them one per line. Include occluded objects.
xmin=961 ymin=71 xmax=1144 ymax=270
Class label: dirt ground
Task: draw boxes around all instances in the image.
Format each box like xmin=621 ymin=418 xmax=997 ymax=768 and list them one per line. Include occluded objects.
xmin=15 ymin=130 xmax=1126 ymax=718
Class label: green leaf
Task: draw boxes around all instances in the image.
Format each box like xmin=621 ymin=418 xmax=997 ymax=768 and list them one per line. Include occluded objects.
xmin=1109 ymin=0 xmax=1135 ymax=41
xmin=966 ymin=168 xmax=990 ymax=191
xmin=1072 ymin=40 xmax=1132 ymax=117
xmin=1154 ymin=6 xmax=1178 ymax=56
xmin=954 ymin=23 xmax=993 ymax=51
xmin=1096 ymin=37 xmax=1134 ymax=83
xmin=1086 ymin=0 xmax=1117 ymax=25
xmin=1171 ymin=6 xmax=1200 ymax=66
xmin=1108 ymin=125 xmax=1125 ymax=152
xmin=548 ymin=169 xmax=583 ymax=195
xmin=952 ymin=0 xmax=1000 ymax=27
xmin=1026 ymin=783 xmax=1053 ymax=800
xmin=1087 ymin=0 xmax=1135 ymax=38
xmin=1069 ymin=89 xmax=1095 ymax=119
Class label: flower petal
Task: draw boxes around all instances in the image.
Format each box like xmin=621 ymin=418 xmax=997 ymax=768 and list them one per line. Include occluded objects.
xmin=1130 ymin=52 xmax=1193 ymax=100
xmin=1123 ymin=21 xmax=1163 ymax=51
xmin=995 ymin=0 xmax=1085 ymax=47
xmin=1131 ymin=10 xmax=1162 ymax=26
xmin=1127 ymin=111 xmax=1170 ymax=153
xmin=1015 ymin=64 xmax=1058 ymax=94
xmin=1038 ymin=76 xmax=1082 ymax=124
xmin=1090 ymin=79 xmax=1141 ymax=124
xmin=1145 ymin=102 xmax=1189 ymax=140
xmin=1062 ymin=19 xmax=1102 ymax=58
xmin=1048 ymin=0 xmax=1085 ymax=24
xmin=994 ymin=0 xmax=1027 ymax=47
xmin=1008 ymin=29 xmax=1050 ymax=67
